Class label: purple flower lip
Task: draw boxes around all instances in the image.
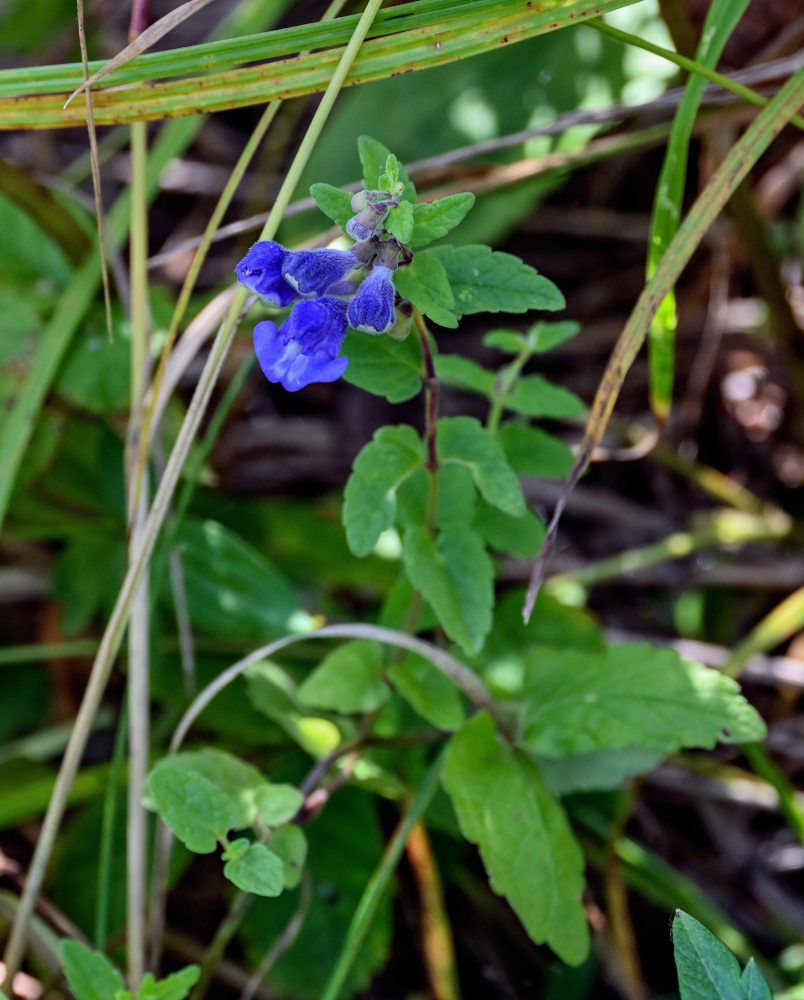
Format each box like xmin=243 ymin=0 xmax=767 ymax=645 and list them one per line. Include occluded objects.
xmin=347 ymin=265 xmax=396 ymax=334
xmin=235 ymin=240 xmax=296 ymax=306
xmin=282 ymin=248 xmax=360 ymax=298
xmin=253 ymin=297 xmax=349 ymax=392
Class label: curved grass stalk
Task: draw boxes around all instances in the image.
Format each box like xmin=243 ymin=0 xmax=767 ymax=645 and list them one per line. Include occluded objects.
xmin=0 ymin=1 xmax=386 ymax=986
xmin=0 ymin=0 xmax=640 ymax=129
xmin=523 ymin=60 xmax=804 ymax=622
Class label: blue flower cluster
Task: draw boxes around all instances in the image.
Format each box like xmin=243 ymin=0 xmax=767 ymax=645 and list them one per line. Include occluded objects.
xmin=236 ymin=191 xmax=405 ymax=392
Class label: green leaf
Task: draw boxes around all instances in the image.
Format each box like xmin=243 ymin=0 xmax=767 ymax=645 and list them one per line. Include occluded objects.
xmin=434 ymin=354 xmax=495 ymax=396
xmin=357 ymin=135 xmax=416 ymax=201
xmin=435 ymin=462 xmax=477 ymax=528
xmin=388 ymin=653 xmax=465 ymax=731
xmin=482 ymin=329 xmax=527 ymax=353
xmin=472 ymin=498 xmax=545 ymax=558
xmin=672 ymin=910 xmax=745 ymax=1000
xmin=309 ymin=182 xmax=354 ymax=228
xmin=298 ymin=640 xmax=389 ymax=713
xmin=403 ymin=524 xmax=493 ymax=654
xmin=60 ymin=940 xmax=125 ymax=1000
xmin=526 ymin=319 xmax=581 ymax=353
xmin=741 ymin=959 xmax=774 ymax=1000
xmin=520 ymin=644 xmax=767 ymax=758
xmin=442 ymin=713 xmax=589 ymax=965
xmin=341 ymin=327 xmax=422 ymax=402
xmin=437 ymin=415 xmax=525 ymax=517
xmin=384 ymin=200 xmax=414 ymax=244
xmin=505 ymin=374 xmax=586 ymax=419
xmin=254 ymin=783 xmax=304 ymax=827
xmin=174 ymin=518 xmax=302 ymax=639
xmin=54 ymin=319 xmax=131 ymax=414
xmin=393 ymin=250 xmax=457 ymax=328
xmin=431 ymin=244 xmax=565 ymax=316
xmin=146 ymin=764 xmax=239 ymax=853
xmin=537 ymin=747 xmax=667 ymax=795
xmin=131 ymin=967 xmax=201 ymax=1000
xmin=498 ymin=422 xmax=574 ymax=479
xmin=223 ymin=841 xmax=285 ymax=897
xmin=409 ymin=193 xmax=475 ymax=247
xmin=343 ymin=425 xmax=423 ymax=557
xmin=271 ymin=824 xmax=308 ymax=889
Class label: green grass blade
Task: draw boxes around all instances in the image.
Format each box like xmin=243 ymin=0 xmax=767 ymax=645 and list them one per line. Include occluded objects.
xmin=0 ymin=0 xmax=640 ymax=128
xmin=646 ymin=0 xmax=751 ymax=421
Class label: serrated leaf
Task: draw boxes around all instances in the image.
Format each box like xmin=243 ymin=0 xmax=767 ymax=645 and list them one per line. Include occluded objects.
xmin=254 ymin=783 xmax=304 ymax=826
xmin=526 ymin=320 xmax=580 ymax=352
xmin=271 ymin=824 xmax=308 ymax=889
xmin=403 ymin=524 xmax=493 ymax=654
xmin=435 ymin=462 xmax=477 ymax=529
xmin=223 ymin=841 xmax=285 ymax=897
xmin=434 ymin=354 xmax=495 ymax=396
xmin=538 ymin=746 xmax=666 ymax=795
xmin=309 ymin=182 xmax=354 ymax=228
xmin=343 ymin=425 xmax=423 ymax=556
xmin=409 ymin=193 xmax=475 ymax=247
xmin=60 ymin=940 xmax=125 ymax=1000
xmin=384 ymin=200 xmax=414 ymax=244
xmin=472 ymin=497 xmax=545 ymax=558
xmin=505 ymin=374 xmax=586 ymax=418
xmin=672 ymin=911 xmax=745 ymax=1000
xmin=146 ymin=765 xmax=239 ymax=853
xmin=437 ymin=416 xmax=525 ymax=517
xmin=521 ymin=644 xmax=767 ymax=758
xmin=741 ymin=959 xmax=773 ymax=1000
xmin=498 ymin=422 xmax=574 ymax=479
xmin=131 ymin=967 xmax=201 ymax=1000
xmin=393 ymin=250 xmax=457 ymax=328
xmin=357 ymin=135 xmax=416 ymax=201
xmin=298 ymin=640 xmax=389 ymax=713
xmin=442 ymin=713 xmax=589 ymax=965
xmin=483 ymin=329 xmax=527 ymax=353
xmin=341 ymin=327 xmax=422 ymax=402
xmin=387 ymin=653 xmax=465 ymax=731
xmin=431 ymin=244 xmax=565 ymax=316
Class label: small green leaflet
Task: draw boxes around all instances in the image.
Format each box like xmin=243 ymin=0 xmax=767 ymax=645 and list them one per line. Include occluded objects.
xmin=309 ymin=182 xmax=354 ymax=228
xmin=434 ymin=354 xmax=494 ymax=395
xmin=60 ymin=940 xmax=125 ymax=1000
xmin=472 ymin=498 xmax=545 ymax=558
xmin=498 ymin=422 xmax=574 ymax=479
xmin=437 ymin=416 xmax=525 ymax=517
xmin=357 ymin=135 xmax=416 ymax=201
xmin=223 ymin=840 xmax=285 ymax=897
xmin=388 ymin=652 xmax=465 ymax=731
xmin=343 ymin=424 xmax=423 ymax=556
xmin=298 ymin=640 xmax=389 ymax=713
xmin=403 ymin=524 xmax=493 ymax=654
xmin=672 ymin=911 xmax=746 ymax=1000
xmin=254 ymin=783 xmax=304 ymax=826
xmin=430 ymin=244 xmax=565 ymax=316
xmin=408 ymin=193 xmax=475 ymax=247
xmin=505 ymin=375 xmax=586 ymax=419
xmin=741 ymin=960 xmax=774 ymax=1000
xmin=393 ymin=250 xmax=457 ymax=328
xmin=146 ymin=765 xmax=239 ymax=853
xmin=442 ymin=713 xmax=589 ymax=965
xmin=271 ymin=824 xmax=308 ymax=889
xmin=384 ymin=200 xmax=414 ymax=244
xmin=520 ymin=644 xmax=767 ymax=758
xmin=341 ymin=328 xmax=422 ymax=402
xmin=119 ymin=967 xmax=201 ymax=1000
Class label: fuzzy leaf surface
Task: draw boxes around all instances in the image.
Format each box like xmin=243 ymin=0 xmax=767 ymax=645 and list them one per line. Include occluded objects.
xmin=146 ymin=764 xmax=239 ymax=853
xmin=309 ymin=182 xmax=354 ymax=228
xmin=341 ymin=328 xmax=422 ymax=402
xmin=403 ymin=524 xmax=493 ymax=654
xmin=384 ymin=200 xmax=414 ymax=244
xmin=437 ymin=416 xmax=525 ymax=517
xmin=357 ymin=135 xmax=416 ymax=201
xmin=431 ymin=244 xmax=565 ymax=316
xmin=521 ymin=644 xmax=767 ymax=758
xmin=223 ymin=841 xmax=285 ymax=897
xmin=343 ymin=425 xmax=423 ymax=556
xmin=442 ymin=713 xmax=589 ymax=965
xmin=409 ymin=193 xmax=475 ymax=246
xmin=393 ymin=250 xmax=457 ymax=328
xmin=672 ymin=911 xmax=744 ymax=1000
xmin=741 ymin=959 xmax=773 ymax=1000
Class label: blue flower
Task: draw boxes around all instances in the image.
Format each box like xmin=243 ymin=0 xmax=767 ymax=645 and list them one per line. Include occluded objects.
xmin=347 ymin=265 xmax=396 ymax=333
xmin=282 ymin=248 xmax=359 ymax=297
xmin=253 ymin=297 xmax=349 ymax=392
xmin=236 ymin=241 xmax=296 ymax=306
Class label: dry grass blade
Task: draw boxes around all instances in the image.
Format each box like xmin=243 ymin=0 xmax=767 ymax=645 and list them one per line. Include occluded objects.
xmin=522 ymin=62 xmax=804 ymax=623
xmin=64 ymin=0 xmax=219 ymax=108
